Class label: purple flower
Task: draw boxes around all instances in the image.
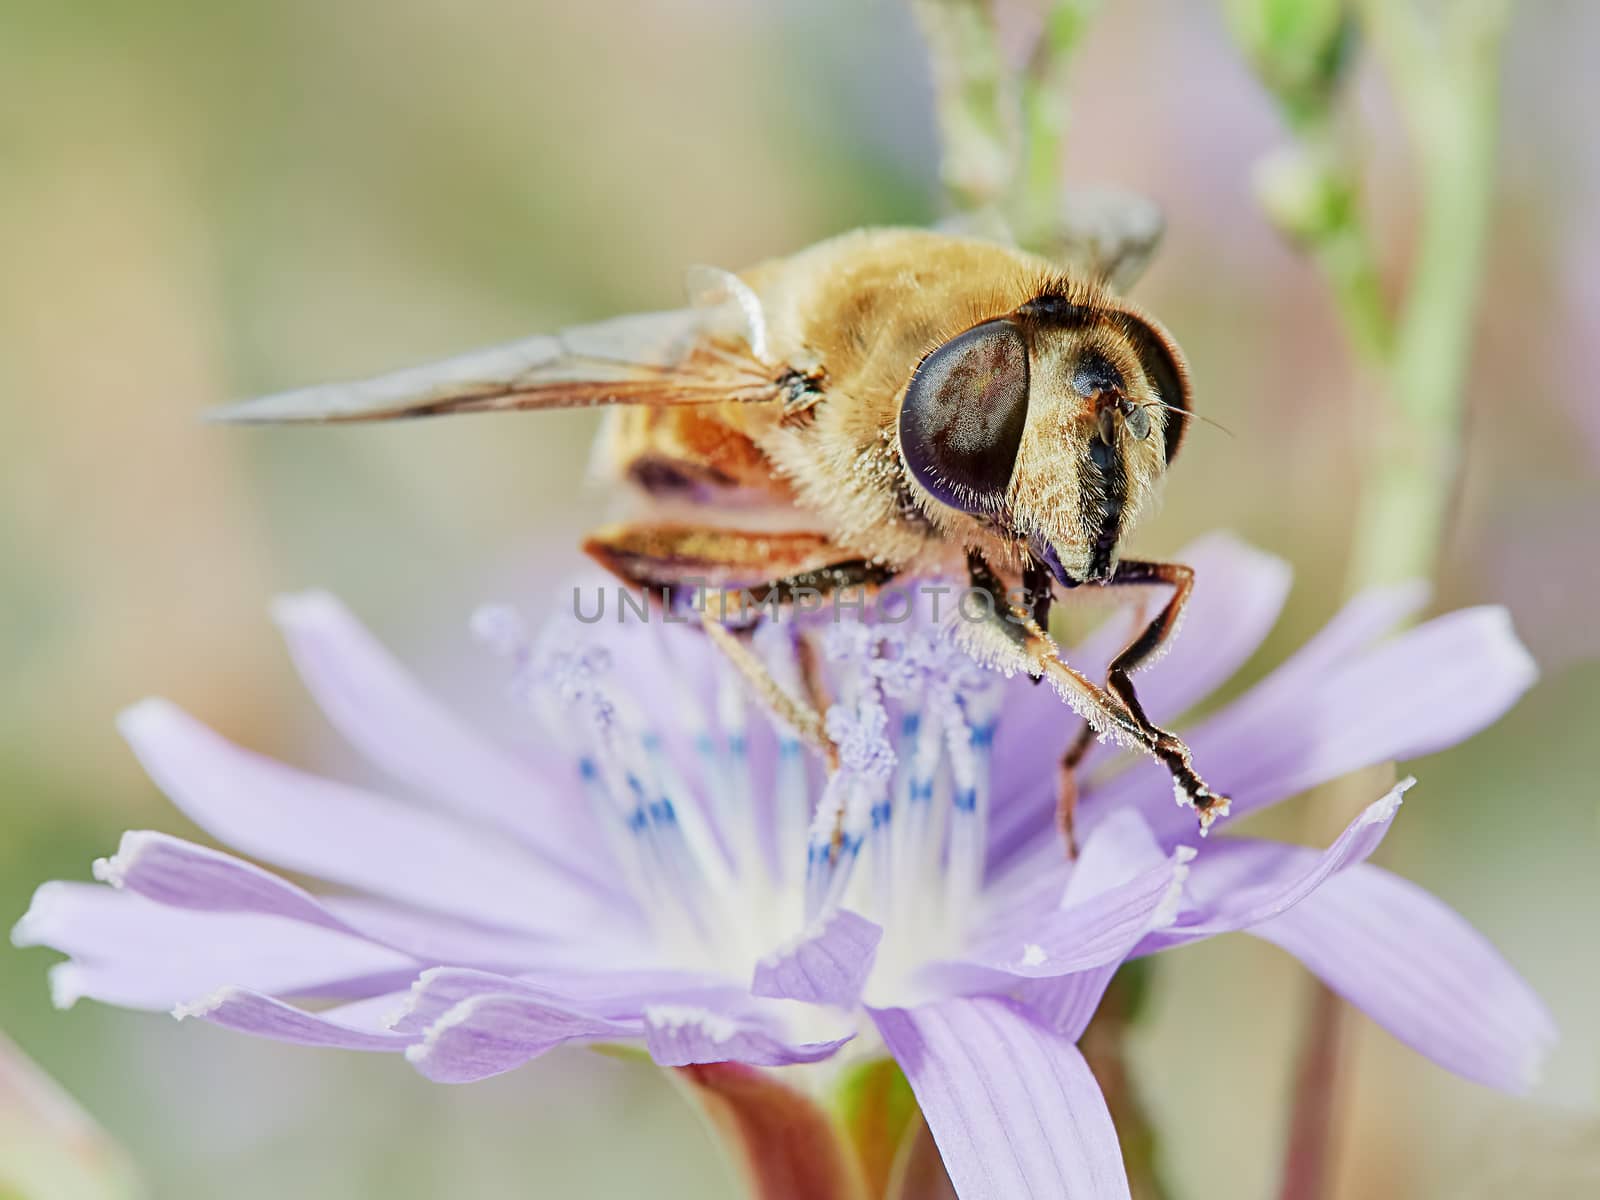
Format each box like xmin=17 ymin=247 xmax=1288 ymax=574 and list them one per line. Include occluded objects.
xmin=12 ymin=534 xmax=1550 ymax=1198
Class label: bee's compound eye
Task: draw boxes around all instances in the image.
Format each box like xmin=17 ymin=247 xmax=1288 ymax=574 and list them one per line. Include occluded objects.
xmin=898 ymin=319 xmax=1029 ymax=514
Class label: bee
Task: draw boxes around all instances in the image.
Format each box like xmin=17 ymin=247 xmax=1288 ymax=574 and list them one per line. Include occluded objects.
xmin=217 ymin=226 xmax=1229 ymax=831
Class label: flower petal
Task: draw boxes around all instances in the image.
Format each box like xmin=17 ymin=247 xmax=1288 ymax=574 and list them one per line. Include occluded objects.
xmin=173 ymin=986 xmax=418 ymax=1051
xmin=315 ymin=896 xmax=566 ymax=970
xmin=406 ymin=992 xmax=641 ymax=1083
xmin=872 ymin=997 xmax=1130 ymax=1200
xmin=643 ymin=1006 xmax=852 ymax=1068
xmin=92 ymin=830 xmax=359 ymax=935
xmin=980 ymin=804 xmax=1167 ymax=938
xmin=1084 ymin=605 xmax=1536 ymax=842
xmin=1215 ymin=580 xmax=1431 ymax=718
xmin=993 ymin=581 xmax=1430 ymax=869
xmin=272 ymin=591 xmax=612 ymax=879
xmin=1251 ymin=862 xmax=1557 ymax=1093
xmin=390 ymin=965 xmax=742 ymax=1035
xmin=751 ymin=908 xmax=882 ymax=1009
xmin=14 ymin=882 xmax=419 ymax=1011
xmin=1012 ymin=967 xmax=1120 ymax=1043
xmin=117 ymin=698 xmax=624 ymax=937
xmin=928 ymin=849 xmax=1189 ymax=991
xmin=1153 ymin=782 xmax=1409 ymax=942
xmin=973 ymin=810 xmax=1181 ymax=1041
xmin=89 ymin=832 xmax=578 ymax=972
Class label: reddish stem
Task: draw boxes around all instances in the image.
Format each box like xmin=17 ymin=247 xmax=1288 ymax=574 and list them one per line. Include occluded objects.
xmin=676 ymin=1062 xmax=867 ymax=1200
xmin=1277 ymin=982 xmax=1347 ymax=1200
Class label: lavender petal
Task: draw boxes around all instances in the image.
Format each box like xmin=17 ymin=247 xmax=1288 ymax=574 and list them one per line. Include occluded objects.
xmin=406 ymin=992 xmax=642 ymax=1083
xmin=1153 ymin=783 xmax=1408 ymax=942
xmin=873 ymin=997 xmax=1131 ymax=1200
xmin=1084 ymin=605 xmax=1536 ymax=842
xmin=92 ymin=830 xmax=361 ymax=934
xmin=317 ymin=896 xmax=570 ymax=971
xmin=391 ymin=965 xmax=744 ymax=1035
xmin=1011 ymin=967 xmax=1121 ymax=1043
xmin=980 ymin=810 xmax=1177 ymax=1041
xmin=174 ymin=986 xmax=418 ymax=1051
xmin=751 ymin=908 xmax=883 ymax=1008
xmin=91 ymin=834 xmax=577 ymax=972
xmin=14 ymin=882 xmax=419 ymax=1011
xmin=273 ymin=591 xmax=613 ymax=880
xmin=927 ymin=849 xmax=1189 ymax=992
xmin=1252 ymin=862 xmax=1557 ymax=1093
xmin=643 ymin=1007 xmax=853 ymax=1068
xmin=117 ymin=698 xmax=623 ymax=937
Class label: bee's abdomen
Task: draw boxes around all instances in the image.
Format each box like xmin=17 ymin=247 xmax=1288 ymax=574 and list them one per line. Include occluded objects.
xmin=597 ymin=406 xmax=795 ymax=508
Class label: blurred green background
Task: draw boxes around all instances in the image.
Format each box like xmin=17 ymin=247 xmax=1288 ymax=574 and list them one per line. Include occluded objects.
xmin=1 ymin=1 xmax=1596 ymax=1196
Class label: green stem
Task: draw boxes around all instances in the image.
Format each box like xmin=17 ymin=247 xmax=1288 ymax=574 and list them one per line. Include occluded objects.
xmin=1010 ymin=1 xmax=1102 ymax=248
xmin=1302 ymin=150 xmax=1392 ymax=366
xmin=1248 ymin=6 xmax=1510 ymax=1199
xmin=1345 ymin=0 xmax=1510 ymax=589
xmin=912 ymin=0 xmax=1100 ymax=253
xmin=911 ymin=0 xmax=1017 ymax=214
xmin=1250 ymin=0 xmax=1509 ymax=591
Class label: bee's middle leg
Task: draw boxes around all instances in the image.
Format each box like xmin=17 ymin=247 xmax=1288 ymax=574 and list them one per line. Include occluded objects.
xmin=698 ymin=616 xmax=835 ymax=766
xmin=703 ymin=560 xmax=898 ymax=771
xmin=1056 ymin=721 xmax=1095 ymax=858
xmin=583 ymin=520 xmax=893 ymax=769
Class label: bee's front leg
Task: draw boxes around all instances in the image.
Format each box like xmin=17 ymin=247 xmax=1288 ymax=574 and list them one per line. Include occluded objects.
xmin=1094 ymin=559 xmax=1230 ymax=830
xmin=963 ymin=554 xmax=1228 ymax=834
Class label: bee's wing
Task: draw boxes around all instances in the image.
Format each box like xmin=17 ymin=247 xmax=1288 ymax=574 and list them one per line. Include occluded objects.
xmin=210 ymin=308 xmax=777 ymax=425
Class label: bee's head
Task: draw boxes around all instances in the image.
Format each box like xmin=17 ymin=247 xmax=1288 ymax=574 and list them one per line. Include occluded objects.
xmin=896 ymin=289 xmax=1191 ymax=585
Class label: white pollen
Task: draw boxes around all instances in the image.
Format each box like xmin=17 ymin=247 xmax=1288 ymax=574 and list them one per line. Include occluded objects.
xmin=90 ymin=855 xmax=123 ymax=887
xmin=1359 ymin=777 xmax=1414 ymax=826
xmin=1152 ymin=848 xmax=1197 ymax=930
xmin=646 ymin=1005 xmax=739 ymax=1043
xmin=172 ymin=986 xmax=238 ymax=1022
xmin=1020 ymin=943 xmax=1047 ymax=968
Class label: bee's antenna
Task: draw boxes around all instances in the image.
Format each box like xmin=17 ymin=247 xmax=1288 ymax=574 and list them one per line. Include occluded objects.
xmin=1139 ymin=400 xmax=1233 ymax=438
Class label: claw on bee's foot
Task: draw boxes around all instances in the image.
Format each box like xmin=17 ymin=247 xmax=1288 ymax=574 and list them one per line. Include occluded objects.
xmin=1166 ymin=773 xmax=1231 ymax=835
xmin=1153 ymin=734 xmax=1230 ymax=835
xmin=1192 ymin=790 xmax=1232 ymax=837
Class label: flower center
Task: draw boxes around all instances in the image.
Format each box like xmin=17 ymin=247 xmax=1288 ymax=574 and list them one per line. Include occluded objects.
xmin=474 ymin=604 xmax=1003 ymax=1004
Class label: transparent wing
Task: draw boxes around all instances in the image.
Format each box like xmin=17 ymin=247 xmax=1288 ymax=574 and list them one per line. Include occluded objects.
xmin=210 ymin=308 xmax=776 ymax=424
